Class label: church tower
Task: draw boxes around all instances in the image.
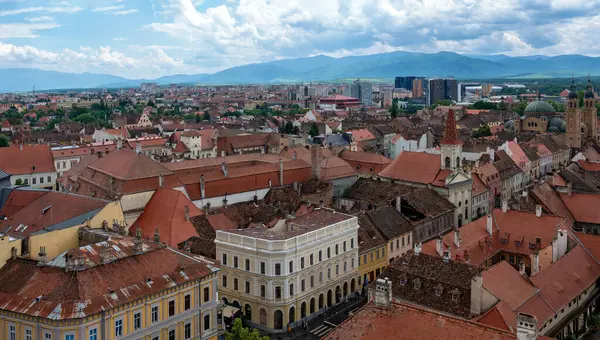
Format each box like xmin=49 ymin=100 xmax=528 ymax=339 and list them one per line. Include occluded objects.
xmin=565 ymin=76 xmax=582 ymax=148
xmin=440 ymin=109 xmax=463 ymax=170
xmin=583 ymin=75 xmax=598 ymax=142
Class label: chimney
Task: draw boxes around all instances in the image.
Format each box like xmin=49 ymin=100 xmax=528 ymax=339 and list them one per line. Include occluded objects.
xmin=159 ymin=174 xmax=164 ymax=187
xmin=414 ymin=242 xmax=422 ymax=256
xmin=552 ymin=237 xmax=558 ymax=263
xmin=260 ymin=147 xmax=265 ymax=155
xmin=10 ymin=247 xmax=17 ymax=260
xmin=287 ymin=134 xmax=294 ymax=147
xmin=535 ymin=205 xmax=542 ymax=218
xmin=38 ymin=246 xmax=48 ymax=265
xmin=99 ymin=243 xmax=112 ymax=264
xmin=443 ymin=249 xmax=451 ymax=262
xmin=486 ymin=214 xmax=493 ymax=235
xmin=556 ymin=229 xmax=567 ymax=259
xmin=292 ymin=151 xmax=297 ymax=160
xmin=19 ymin=144 xmax=23 ymax=151
xmin=319 ymin=199 xmax=324 ymax=209
xmin=200 ymin=174 xmax=206 ymax=199
xmin=522 ymin=190 xmax=528 ymax=198
xmin=279 ymin=159 xmax=284 ymax=186
xmin=395 ymin=196 xmax=401 ymax=213
xmin=184 ymin=205 xmax=190 ymax=221
xmin=373 ymin=277 xmax=392 ymax=308
xmin=154 ymin=227 xmax=160 ymax=243
xmin=133 ymin=228 xmax=143 ymax=255
xmin=501 ymin=200 xmax=508 ymax=213
xmin=519 ymin=261 xmax=526 ymax=275
xmin=223 ymin=194 xmax=228 ymax=208
xmin=311 ymin=145 xmax=322 ymax=179
xmin=532 ymin=251 xmax=540 ymax=275
xmin=117 ymin=139 xmax=122 ymax=150
xmin=567 ymin=181 xmax=573 ymax=196
xmin=516 ymin=313 xmax=538 ymax=340
xmin=221 ymin=150 xmax=226 ymax=157
xmin=253 ymin=194 xmax=258 ymax=204
xmin=454 ymin=228 xmax=460 ymax=248
xmin=221 ymin=162 xmax=228 ymax=177
xmin=135 ymin=142 xmax=142 ymax=154
xmin=436 ymin=236 xmax=443 ymax=257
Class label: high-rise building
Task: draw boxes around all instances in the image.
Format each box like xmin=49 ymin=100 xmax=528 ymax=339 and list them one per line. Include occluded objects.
xmin=346 ymin=79 xmax=373 ymax=106
xmin=394 ymin=76 xmax=416 ymax=90
xmin=412 ymin=78 xmax=425 ymax=98
xmin=426 ymin=78 xmax=458 ymax=106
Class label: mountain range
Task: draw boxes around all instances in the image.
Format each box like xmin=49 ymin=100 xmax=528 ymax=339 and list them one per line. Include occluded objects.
xmin=2 ymin=51 xmax=600 ymax=93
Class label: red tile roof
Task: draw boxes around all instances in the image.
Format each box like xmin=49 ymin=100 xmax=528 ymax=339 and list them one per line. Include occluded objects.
xmin=0 ymin=240 xmax=217 ymax=320
xmin=576 ymin=160 xmax=600 ymax=172
xmin=574 ymin=232 xmax=600 ymax=262
xmin=482 ymin=261 xmax=537 ymax=310
xmin=88 ymin=149 xmax=173 ymax=180
xmin=560 ymin=192 xmax=600 ymax=224
xmin=442 ymin=109 xmax=462 ymax=145
xmin=320 ymin=156 xmax=356 ymax=180
xmin=52 ymin=145 xmax=117 ymax=159
xmin=475 ymin=301 xmax=514 ymax=331
xmin=325 ymin=300 xmax=525 ymax=340
xmin=472 ymin=173 xmax=489 ymax=196
xmin=130 ymin=188 xmax=203 ymax=248
xmin=350 ymin=128 xmax=376 ymax=142
xmin=0 ymin=144 xmax=55 ymax=175
xmin=379 ymin=152 xmax=443 ymax=185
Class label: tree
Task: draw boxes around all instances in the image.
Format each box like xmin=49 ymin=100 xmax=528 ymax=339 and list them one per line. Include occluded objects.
xmin=0 ymin=134 xmax=9 ymax=147
xmin=390 ymin=98 xmax=400 ymax=118
xmin=309 ymin=123 xmax=320 ymax=137
xmin=203 ymin=111 xmax=211 ymax=121
xmin=225 ymin=318 xmax=269 ymax=340
xmin=548 ymin=100 xmax=565 ymax=112
xmin=472 ymin=125 xmax=492 ymax=138
xmin=578 ymin=90 xmax=585 ymax=108
xmin=282 ymin=121 xmax=295 ymax=134
xmin=73 ymin=113 xmax=96 ymax=124
xmin=147 ymin=100 xmax=155 ymax=107
xmin=472 ymin=101 xmax=497 ymax=110
xmin=195 ymin=114 xmax=201 ymax=123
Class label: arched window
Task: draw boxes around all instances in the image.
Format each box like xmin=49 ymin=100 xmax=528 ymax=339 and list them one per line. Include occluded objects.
xmin=445 ymin=157 xmax=451 ymax=168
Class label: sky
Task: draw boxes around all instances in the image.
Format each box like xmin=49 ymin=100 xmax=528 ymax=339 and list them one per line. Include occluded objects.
xmin=0 ymin=0 xmax=599 ymax=79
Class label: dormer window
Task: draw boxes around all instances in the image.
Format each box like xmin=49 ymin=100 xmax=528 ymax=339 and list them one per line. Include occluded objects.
xmin=514 ymin=240 xmax=522 ymax=247
xmin=529 ymin=242 xmax=536 ymax=249
xmin=399 ymin=274 xmax=408 ymax=286
xmin=451 ymin=288 xmax=460 ymax=302
xmin=413 ymin=278 xmax=421 ymax=290
xmin=434 ymin=284 xmax=443 ymax=297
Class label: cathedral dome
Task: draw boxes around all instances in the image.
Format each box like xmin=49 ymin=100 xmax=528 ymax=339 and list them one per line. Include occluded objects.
xmin=524 ymin=101 xmax=556 ymax=114
xmin=585 ymin=89 xmax=595 ymax=99
xmin=504 ymin=120 xmax=515 ymax=131
xmin=547 ymin=117 xmax=566 ymax=133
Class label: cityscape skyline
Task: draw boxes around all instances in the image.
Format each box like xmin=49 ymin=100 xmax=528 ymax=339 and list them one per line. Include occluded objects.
xmin=2 ymin=0 xmax=600 ymax=78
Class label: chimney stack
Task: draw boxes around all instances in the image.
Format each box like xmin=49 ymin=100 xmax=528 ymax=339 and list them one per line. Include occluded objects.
xmin=154 ymin=227 xmax=160 ymax=244
xmin=414 ymin=243 xmax=422 ymax=256
xmin=99 ymin=243 xmax=112 ymax=264
xmin=535 ymin=205 xmax=542 ymax=218
xmin=184 ymin=205 xmax=189 ymax=221
xmin=556 ymin=229 xmax=567 ymax=259
xmin=221 ymin=150 xmax=226 ymax=157
xmin=311 ymin=145 xmax=322 ymax=180
xmin=522 ymin=190 xmax=528 ymax=198
xmin=292 ymin=151 xmax=297 ymax=160
xmin=37 ymin=246 xmax=48 ymax=265
xmin=373 ymin=277 xmax=392 ymax=308
xmin=516 ymin=313 xmax=538 ymax=340
xmin=200 ymin=174 xmax=206 ymax=199
xmin=133 ymin=228 xmax=143 ymax=255
xmin=135 ymin=142 xmax=142 ymax=154
xmin=395 ymin=196 xmax=401 ymax=213
xmin=443 ymin=249 xmax=451 ymax=262
xmin=532 ymin=251 xmax=540 ymax=275
xmin=454 ymin=228 xmax=460 ymax=248
xmin=279 ymin=159 xmax=284 ymax=186
xmin=223 ymin=194 xmax=228 ymax=208
xmin=519 ymin=261 xmax=526 ymax=275
xmin=221 ymin=162 xmax=228 ymax=177
xmin=436 ymin=236 xmax=443 ymax=257
xmin=501 ymin=201 xmax=508 ymax=213
xmin=319 ymin=199 xmax=324 ymax=209
xmin=10 ymin=247 xmax=17 ymax=260
xmin=486 ymin=214 xmax=493 ymax=235
xmin=117 ymin=139 xmax=122 ymax=150
xmin=567 ymin=181 xmax=573 ymax=196
xmin=19 ymin=144 xmax=23 ymax=151
xmin=159 ymin=174 xmax=164 ymax=187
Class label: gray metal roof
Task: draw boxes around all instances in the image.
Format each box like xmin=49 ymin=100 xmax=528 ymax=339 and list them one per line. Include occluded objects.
xmin=29 ymin=208 xmax=102 ymax=236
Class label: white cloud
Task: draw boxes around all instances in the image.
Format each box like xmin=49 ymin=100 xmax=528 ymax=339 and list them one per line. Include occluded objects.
xmin=0 ymin=22 xmax=61 ymax=38
xmin=113 ymin=9 xmax=138 ymax=15
xmin=26 ymin=16 xmax=54 ymax=22
xmin=0 ymin=6 xmax=82 ymax=16
xmin=92 ymin=5 xmax=125 ymax=12
xmin=113 ymin=37 xmax=128 ymax=41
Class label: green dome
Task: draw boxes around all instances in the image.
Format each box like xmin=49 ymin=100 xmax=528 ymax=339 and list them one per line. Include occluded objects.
xmin=524 ymin=101 xmax=556 ymax=114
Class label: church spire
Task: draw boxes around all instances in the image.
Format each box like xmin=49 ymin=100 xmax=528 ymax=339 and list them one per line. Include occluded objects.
xmin=569 ymin=74 xmax=579 ymax=100
xmin=441 ymin=109 xmax=462 ymax=145
xmin=585 ymin=73 xmax=594 ymax=99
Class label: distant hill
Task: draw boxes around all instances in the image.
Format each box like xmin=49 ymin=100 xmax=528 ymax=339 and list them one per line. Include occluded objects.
xmin=5 ymin=51 xmax=600 ymax=92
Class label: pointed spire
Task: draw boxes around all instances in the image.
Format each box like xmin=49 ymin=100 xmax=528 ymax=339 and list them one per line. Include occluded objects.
xmin=441 ymin=109 xmax=462 ymax=145
xmin=569 ymin=74 xmax=579 ymax=100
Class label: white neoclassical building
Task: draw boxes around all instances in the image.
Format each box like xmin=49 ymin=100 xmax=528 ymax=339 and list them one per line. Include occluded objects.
xmin=215 ymin=208 xmax=360 ymax=332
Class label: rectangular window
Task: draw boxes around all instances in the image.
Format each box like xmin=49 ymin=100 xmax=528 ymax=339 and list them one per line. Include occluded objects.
xmin=311 ymin=275 xmax=315 ymax=288
xmin=115 ymin=319 xmax=123 ymax=336
xmin=25 ymin=329 xmax=32 ymax=340
xmin=335 ymin=244 xmax=339 ymax=255
xmin=40 ymin=176 xmax=44 ymax=184
xmin=184 ymin=323 xmax=192 ymax=340
xmin=152 ymin=305 xmax=159 ymax=323
xmin=319 ymin=250 xmax=322 ymax=262
xmin=351 ymin=258 xmax=355 ymax=268
xmin=245 ymin=281 xmax=250 ymax=294
xmin=261 ymin=285 xmax=266 ymax=298
xmin=319 ymin=272 xmax=323 ymax=283
xmin=402 ymin=237 xmax=405 ymax=247
xmin=45 ymin=333 xmax=52 ymax=340
xmin=260 ymin=262 xmax=266 ymax=274
xmin=390 ymin=242 xmax=393 ymax=251
xmin=24 ymin=179 xmax=28 ymax=185
xmin=344 ymin=261 xmax=347 ymax=272
xmin=48 ymin=176 xmax=51 ymax=183
xmin=65 ymin=335 xmax=75 ymax=340
xmin=169 ymin=329 xmax=175 ymax=340
xmin=327 ymin=247 xmax=331 ymax=258
xmin=370 ymin=252 xmax=374 ymax=261
xmin=185 ymin=294 xmax=191 ymax=310
xmin=289 ymin=261 xmax=294 ymax=273
xmin=301 ymin=279 xmax=306 ymax=292
xmin=397 ymin=239 xmax=400 ymax=248
xmin=233 ymin=256 xmax=238 ymax=268
xmin=234 ymin=278 xmax=238 ymax=291
xmin=245 ymin=259 xmax=250 ymax=271
xmin=275 ymin=263 xmax=281 ymax=275
xmin=289 ymin=283 xmax=294 ymax=296
xmin=363 ymin=254 xmax=367 ymax=263
xmin=222 ymin=275 xmax=227 ymax=288
xmin=336 ymin=264 xmax=339 ymax=275
xmin=407 ymin=235 xmax=411 ymax=244
xmin=275 ymin=286 xmax=282 ymax=299
xmin=310 ymin=254 xmax=314 ymax=265
xmin=134 ymin=312 xmax=142 ymax=330
xmin=222 ymin=253 xmax=227 ymax=265
xmin=32 ymin=177 xmax=36 ymax=185
xmin=351 ymin=238 xmax=354 ymax=248
xmin=89 ymin=329 xmax=97 ymax=340
xmin=169 ymin=300 xmax=176 ymax=317
xmin=301 ymin=257 xmax=305 ymax=269
xmin=343 ymin=241 xmax=347 ymax=252
xmin=204 ymin=287 xmax=210 ymax=303
xmin=327 ymin=268 xmax=331 ymax=279
xmin=204 ymin=314 xmax=211 ymax=331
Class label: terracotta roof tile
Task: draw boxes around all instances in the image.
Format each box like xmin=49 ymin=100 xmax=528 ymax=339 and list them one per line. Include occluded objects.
xmin=0 ymin=144 xmax=55 ymax=175
xmin=560 ymin=192 xmax=600 ymax=224
xmin=482 ymin=261 xmax=537 ymax=310
xmin=379 ymin=152 xmax=442 ymax=185
xmin=88 ymin=149 xmax=173 ymax=180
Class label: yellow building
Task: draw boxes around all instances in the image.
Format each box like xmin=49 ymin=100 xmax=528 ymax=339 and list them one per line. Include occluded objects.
xmin=356 ymin=214 xmax=389 ymax=288
xmin=0 ymin=230 xmax=220 ymax=340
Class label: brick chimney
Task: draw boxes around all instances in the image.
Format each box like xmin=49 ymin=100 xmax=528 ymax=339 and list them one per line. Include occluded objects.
xmin=221 ymin=162 xmax=228 ymax=177
xmin=159 ymin=174 xmax=164 ymax=187
xmin=154 ymin=227 xmax=160 ymax=243
xmin=373 ymin=277 xmax=392 ymax=308
xmin=99 ymin=243 xmax=112 ymax=264
xmin=516 ymin=313 xmax=538 ymax=340
xmin=311 ymin=145 xmax=322 ymax=179
xmin=532 ymin=251 xmax=540 ymax=275
xmin=184 ymin=205 xmax=189 ymax=221
xmin=133 ymin=228 xmax=143 ymax=255
xmin=501 ymin=201 xmax=508 ymax=213
xmin=279 ymin=158 xmax=284 ymax=186
xmin=567 ymin=181 xmax=573 ymax=196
